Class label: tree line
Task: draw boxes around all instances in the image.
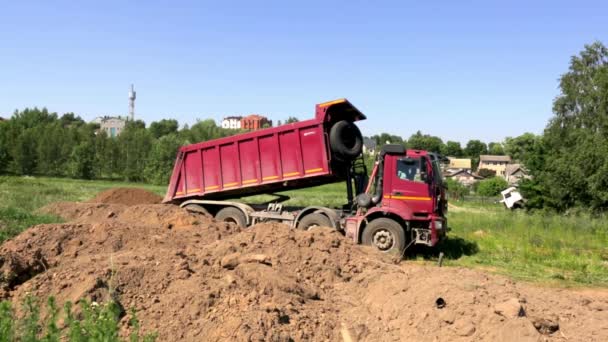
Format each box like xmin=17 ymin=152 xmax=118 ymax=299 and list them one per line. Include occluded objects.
xmin=0 ymin=113 xmax=241 ymax=184
xmin=367 ymin=131 xmax=535 ymax=171
xmin=0 ymin=108 xmax=522 ymax=185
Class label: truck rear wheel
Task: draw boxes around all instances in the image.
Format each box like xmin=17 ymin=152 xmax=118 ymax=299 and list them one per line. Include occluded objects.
xmin=362 ymin=218 xmax=406 ymax=253
xmin=215 ymin=207 xmax=247 ymax=228
xmin=184 ymin=204 xmax=210 ymax=216
xmin=330 ymin=120 xmax=363 ymax=160
xmin=296 ymin=213 xmax=332 ymax=231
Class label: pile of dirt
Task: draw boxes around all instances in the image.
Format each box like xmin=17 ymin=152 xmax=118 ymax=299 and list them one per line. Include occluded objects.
xmin=86 ymin=187 xmax=162 ymax=205
xmin=2 ymin=188 xmax=608 ymax=341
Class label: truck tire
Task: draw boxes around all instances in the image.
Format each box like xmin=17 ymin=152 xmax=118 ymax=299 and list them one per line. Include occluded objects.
xmin=330 ymin=120 xmax=363 ymax=160
xmin=362 ymin=218 xmax=406 ymax=253
xmin=215 ymin=207 xmax=247 ymax=228
xmin=184 ymin=204 xmax=210 ymax=216
xmin=296 ymin=213 xmax=332 ymax=231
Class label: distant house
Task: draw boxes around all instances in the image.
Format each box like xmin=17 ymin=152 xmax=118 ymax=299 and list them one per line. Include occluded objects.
xmin=478 ymin=155 xmax=511 ymax=177
xmin=505 ymin=164 xmax=529 ymax=185
xmin=363 ymin=137 xmax=377 ymax=155
xmin=241 ymin=114 xmax=272 ymax=130
xmin=445 ymin=158 xmax=471 ymax=174
xmin=446 ymin=169 xmax=483 ymax=186
xmin=221 ymin=116 xmax=242 ymax=129
xmin=93 ymin=116 xmax=127 ymax=137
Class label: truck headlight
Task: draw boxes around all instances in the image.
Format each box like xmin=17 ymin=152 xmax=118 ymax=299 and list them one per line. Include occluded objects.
xmin=434 ymin=220 xmax=443 ymax=230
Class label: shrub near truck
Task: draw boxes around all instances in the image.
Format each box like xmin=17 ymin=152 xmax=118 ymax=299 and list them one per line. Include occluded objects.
xmin=164 ymin=99 xmax=447 ymax=252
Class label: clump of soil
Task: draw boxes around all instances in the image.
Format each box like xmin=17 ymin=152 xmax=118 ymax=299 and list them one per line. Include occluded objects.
xmin=87 ymin=187 xmax=162 ymax=205
xmin=2 ymin=189 xmax=608 ymax=341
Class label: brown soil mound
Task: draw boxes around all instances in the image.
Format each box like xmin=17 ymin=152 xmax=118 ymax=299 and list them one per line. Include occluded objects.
xmin=2 ymin=200 xmax=608 ymax=341
xmin=87 ymin=187 xmax=162 ymax=205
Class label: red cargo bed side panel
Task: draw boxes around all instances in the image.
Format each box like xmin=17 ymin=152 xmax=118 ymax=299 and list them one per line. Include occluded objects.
xmin=220 ymin=143 xmax=240 ymax=189
xmin=184 ymin=150 xmax=202 ymax=195
xmin=202 ymin=146 xmax=221 ymax=192
xmin=239 ymin=138 xmax=260 ymax=186
xmin=176 ymin=168 xmax=185 ymax=197
xmin=259 ymin=134 xmax=281 ymax=182
xmin=300 ymin=125 xmax=328 ymax=175
xmin=278 ymin=129 xmax=303 ymax=179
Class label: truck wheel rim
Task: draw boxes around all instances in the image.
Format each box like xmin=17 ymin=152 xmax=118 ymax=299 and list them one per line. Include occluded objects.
xmin=306 ymin=224 xmax=320 ymax=231
xmin=372 ymin=230 xmax=394 ymax=251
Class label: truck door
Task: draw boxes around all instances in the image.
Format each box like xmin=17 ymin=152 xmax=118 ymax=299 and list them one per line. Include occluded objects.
xmin=385 ymin=155 xmax=433 ymax=215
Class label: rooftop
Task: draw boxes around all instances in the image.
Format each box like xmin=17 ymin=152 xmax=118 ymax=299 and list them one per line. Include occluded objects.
xmin=479 ymin=155 xmax=511 ymax=162
xmin=448 ymin=158 xmax=471 ymax=169
xmin=446 ymin=169 xmax=483 ymax=179
xmin=505 ymin=163 xmax=527 ymax=176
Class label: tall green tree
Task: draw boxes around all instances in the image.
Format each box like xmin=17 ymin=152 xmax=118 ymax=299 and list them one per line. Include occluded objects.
xmin=0 ymin=122 xmax=10 ymax=174
xmin=144 ymin=134 xmax=184 ymax=184
xmin=12 ymin=129 xmax=38 ymax=175
xmin=444 ymin=141 xmax=463 ymax=157
xmin=371 ymin=133 xmax=405 ymax=148
xmin=183 ymin=119 xmax=232 ymax=144
xmin=69 ymin=141 xmax=95 ymax=179
xmin=285 ymin=117 xmax=299 ymax=124
xmin=118 ymin=122 xmax=153 ymax=181
xmin=527 ymin=41 xmax=608 ymax=211
xmin=504 ymin=133 xmax=539 ymax=162
xmin=149 ymin=119 xmax=178 ymax=139
xmin=488 ymin=142 xmax=505 ymax=155
xmin=407 ymin=131 xmax=444 ymax=153
xmin=464 ymin=140 xmax=487 ymax=157
xmin=36 ymin=123 xmax=69 ymax=176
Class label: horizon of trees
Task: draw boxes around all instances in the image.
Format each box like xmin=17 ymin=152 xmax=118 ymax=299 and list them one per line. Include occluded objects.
xmin=0 ymin=107 xmax=531 ymax=177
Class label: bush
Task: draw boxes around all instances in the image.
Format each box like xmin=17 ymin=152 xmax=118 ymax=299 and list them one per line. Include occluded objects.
xmin=476 ymin=177 xmax=508 ymax=197
xmin=445 ymin=178 xmax=469 ymax=200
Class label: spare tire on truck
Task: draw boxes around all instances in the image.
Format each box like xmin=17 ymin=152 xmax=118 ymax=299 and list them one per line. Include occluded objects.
xmin=330 ymin=120 xmax=363 ymax=160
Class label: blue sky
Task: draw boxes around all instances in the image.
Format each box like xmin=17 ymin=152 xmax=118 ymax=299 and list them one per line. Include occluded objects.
xmin=1 ymin=1 xmax=606 ymax=143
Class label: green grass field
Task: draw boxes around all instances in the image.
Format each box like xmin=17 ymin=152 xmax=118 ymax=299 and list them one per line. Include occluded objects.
xmin=442 ymin=203 xmax=608 ymax=286
xmin=0 ymin=176 xmax=165 ymax=242
xmin=1 ymin=176 xmax=607 ymax=287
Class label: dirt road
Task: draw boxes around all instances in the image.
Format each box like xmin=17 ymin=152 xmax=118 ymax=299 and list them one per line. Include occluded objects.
xmin=1 ymin=188 xmax=607 ymax=341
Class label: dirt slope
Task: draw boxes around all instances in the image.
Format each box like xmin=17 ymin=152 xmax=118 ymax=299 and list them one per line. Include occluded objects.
xmin=1 ymin=188 xmax=607 ymax=341
xmin=86 ymin=187 xmax=162 ymax=205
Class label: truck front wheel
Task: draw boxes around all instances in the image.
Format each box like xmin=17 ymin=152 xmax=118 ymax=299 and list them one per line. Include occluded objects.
xmin=215 ymin=207 xmax=247 ymax=228
xmin=362 ymin=218 xmax=406 ymax=253
xmin=296 ymin=213 xmax=332 ymax=231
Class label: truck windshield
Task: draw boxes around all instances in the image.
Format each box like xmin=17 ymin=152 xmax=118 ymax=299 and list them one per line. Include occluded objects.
xmin=396 ymin=158 xmax=426 ymax=182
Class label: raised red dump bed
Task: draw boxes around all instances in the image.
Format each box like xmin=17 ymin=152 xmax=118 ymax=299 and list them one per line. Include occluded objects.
xmin=163 ymin=99 xmax=366 ymax=203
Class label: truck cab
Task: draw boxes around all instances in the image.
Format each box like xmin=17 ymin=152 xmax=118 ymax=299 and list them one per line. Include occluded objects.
xmin=346 ymin=144 xmax=447 ymax=252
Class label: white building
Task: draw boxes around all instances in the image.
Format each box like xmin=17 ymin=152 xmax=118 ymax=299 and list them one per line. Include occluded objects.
xmin=221 ymin=116 xmax=242 ymax=129
xmin=94 ymin=116 xmax=127 ymax=137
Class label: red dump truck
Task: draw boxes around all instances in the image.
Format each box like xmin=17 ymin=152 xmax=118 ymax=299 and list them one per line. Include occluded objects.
xmin=164 ymin=99 xmax=447 ymax=252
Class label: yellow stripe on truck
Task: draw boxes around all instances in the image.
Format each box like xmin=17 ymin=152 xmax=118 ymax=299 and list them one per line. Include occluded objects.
xmin=305 ymin=167 xmax=324 ymax=174
xmin=283 ymin=172 xmax=300 ymax=177
xmin=385 ymin=194 xmax=432 ymax=201
xmin=318 ymin=98 xmax=346 ymax=107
